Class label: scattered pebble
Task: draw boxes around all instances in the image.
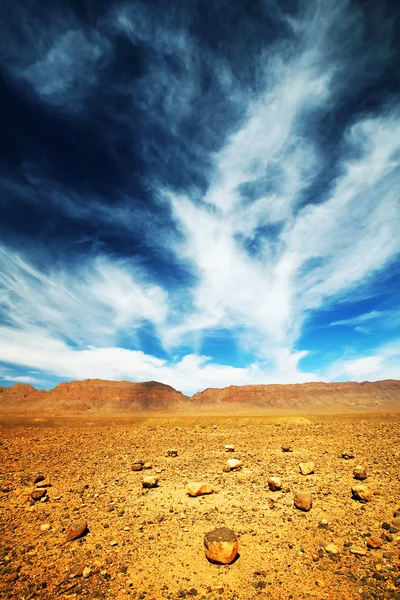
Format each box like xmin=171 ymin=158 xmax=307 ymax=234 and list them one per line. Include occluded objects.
xmin=352 ymin=485 xmax=372 ymax=502
xmin=186 ymin=482 xmax=214 ymax=497
xmin=142 ymin=476 xmax=159 ymax=489
xmin=204 ymin=527 xmax=239 ymax=564
xmin=299 ymin=462 xmax=315 ymax=475
xmin=268 ymin=477 xmax=282 ymax=491
xmin=294 ymin=491 xmax=312 ymax=511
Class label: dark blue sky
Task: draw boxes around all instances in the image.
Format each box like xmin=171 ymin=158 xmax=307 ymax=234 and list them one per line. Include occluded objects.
xmin=0 ymin=0 xmax=399 ymax=393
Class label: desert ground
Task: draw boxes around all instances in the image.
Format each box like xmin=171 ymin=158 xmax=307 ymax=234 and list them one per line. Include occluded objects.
xmin=1 ymin=415 xmax=400 ymax=600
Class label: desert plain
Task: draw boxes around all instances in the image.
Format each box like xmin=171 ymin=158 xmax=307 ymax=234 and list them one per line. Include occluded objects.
xmin=1 ymin=380 xmax=400 ymax=600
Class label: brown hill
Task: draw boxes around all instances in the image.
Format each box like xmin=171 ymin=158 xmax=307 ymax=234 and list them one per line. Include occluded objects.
xmin=0 ymin=379 xmax=400 ymax=416
xmin=190 ymin=380 xmax=400 ymax=412
xmin=0 ymin=379 xmax=188 ymax=415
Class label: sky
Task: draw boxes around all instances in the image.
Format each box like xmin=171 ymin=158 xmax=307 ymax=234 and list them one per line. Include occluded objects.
xmin=0 ymin=0 xmax=399 ymax=395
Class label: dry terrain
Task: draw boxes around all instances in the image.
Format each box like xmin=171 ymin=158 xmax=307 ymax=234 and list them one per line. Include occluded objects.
xmin=1 ymin=415 xmax=400 ymax=600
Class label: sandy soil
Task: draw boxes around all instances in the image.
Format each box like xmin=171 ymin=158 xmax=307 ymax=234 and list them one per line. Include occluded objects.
xmin=1 ymin=416 xmax=400 ymax=600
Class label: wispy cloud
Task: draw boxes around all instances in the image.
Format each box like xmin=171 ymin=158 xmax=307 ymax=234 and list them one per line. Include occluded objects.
xmin=0 ymin=0 xmax=399 ymax=391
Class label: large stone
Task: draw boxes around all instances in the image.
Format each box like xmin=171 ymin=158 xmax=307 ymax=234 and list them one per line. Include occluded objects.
xmin=187 ymin=482 xmax=214 ymax=497
xmin=226 ymin=458 xmax=242 ymax=471
xmin=352 ymin=485 xmax=372 ymax=502
xmin=294 ymin=491 xmax=312 ymax=511
xmin=204 ymin=528 xmax=238 ymax=564
xmin=353 ymin=465 xmax=367 ymax=480
xmin=31 ymin=488 xmax=47 ymax=501
xmin=268 ymin=477 xmax=282 ymax=491
xmin=299 ymin=462 xmax=314 ymax=476
xmin=142 ymin=476 xmax=158 ymax=489
xmin=66 ymin=520 xmax=88 ymax=542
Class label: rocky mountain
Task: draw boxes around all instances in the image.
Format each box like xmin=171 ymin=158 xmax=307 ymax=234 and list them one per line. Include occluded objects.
xmin=0 ymin=378 xmax=400 ymax=415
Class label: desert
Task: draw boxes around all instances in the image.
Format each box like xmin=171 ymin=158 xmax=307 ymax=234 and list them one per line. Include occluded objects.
xmin=1 ymin=380 xmax=400 ymax=599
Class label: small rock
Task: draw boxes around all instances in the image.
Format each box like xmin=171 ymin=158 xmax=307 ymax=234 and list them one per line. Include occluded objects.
xmin=37 ymin=478 xmax=52 ymax=487
xmin=204 ymin=527 xmax=239 ymax=564
xmin=294 ymin=491 xmax=312 ymax=511
xmin=34 ymin=475 xmax=45 ymax=484
xmin=268 ymin=477 xmax=282 ymax=491
xmin=69 ymin=564 xmax=84 ymax=578
xmin=66 ymin=520 xmax=88 ymax=542
xmin=352 ymin=485 xmax=372 ymax=502
xmin=40 ymin=523 xmax=50 ymax=532
xmin=342 ymin=451 xmax=354 ymax=460
xmin=353 ymin=465 xmax=367 ymax=480
xmin=392 ymin=517 xmax=400 ymax=527
xmin=187 ymin=482 xmax=214 ymax=497
xmin=350 ymin=545 xmax=367 ymax=556
xmin=325 ymin=543 xmax=339 ymax=555
xmin=226 ymin=458 xmax=242 ymax=471
xmin=166 ymin=449 xmax=178 ymax=457
xmin=281 ymin=444 xmax=293 ymax=452
xmin=31 ymin=488 xmax=47 ymax=501
xmin=142 ymin=476 xmax=158 ymax=489
xmin=82 ymin=567 xmax=91 ymax=578
xmin=110 ymin=540 xmax=118 ymax=546
xmin=224 ymin=445 xmax=235 ymax=452
xmin=131 ymin=464 xmax=142 ymax=471
xmin=143 ymin=462 xmax=152 ymax=470
xmin=367 ymin=536 xmax=382 ymax=549
xmin=299 ymin=462 xmax=314 ymax=476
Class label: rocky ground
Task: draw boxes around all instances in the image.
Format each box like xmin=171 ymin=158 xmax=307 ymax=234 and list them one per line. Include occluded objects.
xmin=0 ymin=417 xmax=400 ymax=600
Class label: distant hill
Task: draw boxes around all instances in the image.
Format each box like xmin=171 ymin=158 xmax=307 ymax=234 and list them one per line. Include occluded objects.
xmin=0 ymin=378 xmax=400 ymax=415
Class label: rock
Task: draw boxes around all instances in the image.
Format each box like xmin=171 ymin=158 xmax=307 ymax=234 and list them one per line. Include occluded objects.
xmin=110 ymin=540 xmax=118 ymax=546
xmin=82 ymin=567 xmax=91 ymax=578
xmin=204 ymin=527 xmax=239 ymax=564
xmin=40 ymin=523 xmax=50 ymax=532
xmin=69 ymin=564 xmax=84 ymax=578
xmin=37 ymin=478 xmax=52 ymax=487
xmin=142 ymin=476 xmax=158 ymax=489
xmin=143 ymin=462 xmax=152 ymax=469
xmin=268 ymin=477 xmax=282 ymax=491
xmin=166 ymin=449 xmax=178 ymax=457
xmin=342 ymin=451 xmax=354 ymax=460
xmin=34 ymin=475 xmax=45 ymax=484
xmin=294 ymin=491 xmax=312 ymax=511
xmin=66 ymin=520 xmax=88 ymax=542
xmin=131 ymin=464 xmax=142 ymax=471
xmin=187 ymin=482 xmax=214 ymax=497
xmin=31 ymin=488 xmax=47 ymax=501
xmin=282 ymin=444 xmax=292 ymax=452
xmin=392 ymin=517 xmax=400 ymax=527
xmin=367 ymin=537 xmax=382 ymax=549
xmin=353 ymin=465 xmax=367 ymax=480
xmin=352 ymin=485 xmax=372 ymax=502
xmin=299 ymin=462 xmax=314 ymax=475
xmin=226 ymin=458 xmax=242 ymax=471
xmin=325 ymin=543 xmax=339 ymax=555
xmin=224 ymin=445 xmax=235 ymax=452
xmin=350 ymin=545 xmax=367 ymax=556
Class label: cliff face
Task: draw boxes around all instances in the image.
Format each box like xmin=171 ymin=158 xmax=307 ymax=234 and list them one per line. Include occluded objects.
xmin=0 ymin=379 xmax=188 ymax=414
xmin=0 ymin=378 xmax=400 ymax=415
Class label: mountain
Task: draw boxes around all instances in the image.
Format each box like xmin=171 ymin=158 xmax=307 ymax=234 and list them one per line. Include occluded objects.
xmin=0 ymin=379 xmax=400 ymax=415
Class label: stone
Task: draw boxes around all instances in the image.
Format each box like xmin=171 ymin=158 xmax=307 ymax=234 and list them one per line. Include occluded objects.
xmin=204 ymin=527 xmax=239 ymax=564
xmin=299 ymin=462 xmax=314 ymax=475
xmin=66 ymin=520 xmax=88 ymax=542
xmin=268 ymin=477 xmax=282 ymax=491
xmin=367 ymin=537 xmax=382 ymax=549
xmin=142 ymin=476 xmax=158 ymax=489
xmin=352 ymin=485 xmax=372 ymax=502
xmin=325 ymin=543 xmax=339 ymax=555
xmin=282 ymin=444 xmax=292 ymax=452
xmin=40 ymin=523 xmax=50 ymax=532
xmin=31 ymin=488 xmax=47 ymax=501
xmin=37 ymin=478 xmax=52 ymax=487
xmin=342 ymin=451 xmax=354 ymax=460
xmin=187 ymin=482 xmax=214 ymax=497
xmin=131 ymin=464 xmax=142 ymax=471
xmin=294 ymin=491 xmax=312 ymax=511
xmin=224 ymin=445 xmax=235 ymax=452
xmin=110 ymin=540 xmax=118 ymax=546
xmin=143 ymin=462 xmax=152 ymax=469
xmin=82 ymin=567 xmax=91 ymax=578
xmin=34 ymin=475 xmax=45 ymax=485
xmin=69 ymin=564 xmax=84 ymax=578
xmin=392 ymin=517 xmax=400 ymax=527
xmin=166 ymin=449 xmax=178 ymax=457
xmin=353 ymin=465 xmax=367 ymax=480
xmin=226 ymin=458 xmax=242 ymax=471
xmin=350 ymin=545 xmax=367 ymax=556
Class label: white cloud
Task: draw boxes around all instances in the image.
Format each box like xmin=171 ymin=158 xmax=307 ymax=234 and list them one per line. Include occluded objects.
xmin=327 ymin=340 xmax=400 ymax=381
xmin=1 ymin=375 xmax=44 ymax=385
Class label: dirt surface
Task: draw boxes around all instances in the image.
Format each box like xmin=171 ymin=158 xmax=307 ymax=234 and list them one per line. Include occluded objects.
xmin=1 ymin=417 xmax=400 ymax=600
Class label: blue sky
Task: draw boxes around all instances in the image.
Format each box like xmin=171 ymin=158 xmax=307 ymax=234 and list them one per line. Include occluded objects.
xmin=0 ymin=0 xmax=399 ymax=394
